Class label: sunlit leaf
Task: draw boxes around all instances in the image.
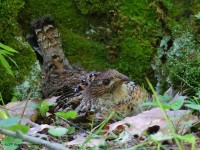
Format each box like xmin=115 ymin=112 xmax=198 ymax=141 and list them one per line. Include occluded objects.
xmin=0 ymin=53 xmax=13 ymax=76
xmin=2 ymin=136 xmax=22 ymax=150
xmin=0 ymin=110 xmax=8 ymax=119
xmin=56 ymin=110 xmax=77 ymax=119
xmin=150 ymin=132 xmax=172 ymax=141
xmin=5 ymin=124 xmax=30 ymax=133
xmin=160 ymin=103 xmax=171 ymax=109
xmin=180 ymin=120 xmax=196 ymax=128
xmin=0 ymin=43 xmax=18 ymax=53
xmin=32 ymin=101 xmax=55 ymax=116
xmin=175 ymin=133 xmax=196 ymax=143
xmin=141 ymin=101 xmax=157 ymax=107
xmin=170 ymin=98 xmax=184 ymax=110
xmin=68 ymin=126 xmax=75 ymax=134
xmin=30 ymin=103 xmax=41 ymax=109
xmin=0 ymin=117 xmax=20 ymax=127
xmin=0 ymin=50 xmax=13 ymax=55
xmin=48 ymin=127 xmax=68 ymax=137
xmin=195 ymin=12 xmax=200 ymax=19
xmin=185 ymin=104 xmax=200 ymax=110
xmin=5 ymin=55 xmax=19 ymax=68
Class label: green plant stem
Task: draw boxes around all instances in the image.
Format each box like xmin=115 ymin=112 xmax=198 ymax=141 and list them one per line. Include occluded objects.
xmin=146 ymin=78 xmax=183 ymax=150
xmin=0 ymin=93 xmax=8 ymax=115
xmin=81 ymin=111 xmax=115 ymax=148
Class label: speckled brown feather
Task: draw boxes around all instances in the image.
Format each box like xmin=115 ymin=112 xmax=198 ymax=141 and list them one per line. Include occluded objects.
xmin=28 ymin=16 xmax=91 ymax=98
xmin=75 ymin=69 xmax=151 ymax=117
xmin=28 ymin=17 xmax=151 ymax=118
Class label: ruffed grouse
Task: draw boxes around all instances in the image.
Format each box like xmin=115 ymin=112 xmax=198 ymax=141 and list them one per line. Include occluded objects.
xmin=27 ymin=16 xmax=89 ymax=98
xmin=27 ymin=16 xmax=150 ymax=118
xmin=75 ymin=69 xmax=150 ymax=118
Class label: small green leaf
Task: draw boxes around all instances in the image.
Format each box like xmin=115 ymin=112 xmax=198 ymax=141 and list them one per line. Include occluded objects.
xmin=180 ymin=120 xmax=196 ymax=128
xmin=5 ymin=124 xmax=30 ymax=133
xmin=195 ymin=12 xmax=200 ymax=19
xmin=150 ymin=132 xmax=172 ymax=141
xmin=0 ymin=110 xmax=8 ymax=119
xmin=160 ymin=103 xmax=171 ymax=109
xmin=48 ymin=127 xmax=68 ymax=137
xmin=175 ymin=133 xmax=196 ymax=143
xmin=11 ymin=92 xmax=21 ymax=102
xmin=0 ymin=43 xmax=18 ymax=53
xmin=56 ymin=110 xmax=77 ymax=119
xmin=68 ymin=126 xmax=75 ymax=134
xmin=141 ymin=101 xmax=157 ymax=107
xmin=0 ymin=53 xmax=13 ymax=76
xmin=2 ymin=136 xmax=22 ymax=150
xmin=0 ymin=117 xmax=20 ymax=127
xmin=185 ymin=104 xmax=200 ymax=110
xmin=30 ymin=103 xmax=41 ymax=109
xmin=5 ymin=55 xmax=19 ymax=68
xmin=170 ymin=98 xmax=184 ymax=110
xmin=0 ymin=50 xmax=13 ymax=55
xmin=32 ymin=101 xmax=55 ymax=116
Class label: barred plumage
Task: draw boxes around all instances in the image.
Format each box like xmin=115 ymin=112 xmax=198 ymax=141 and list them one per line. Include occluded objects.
xmin=27 ymin=16 xmax=151 ymax=119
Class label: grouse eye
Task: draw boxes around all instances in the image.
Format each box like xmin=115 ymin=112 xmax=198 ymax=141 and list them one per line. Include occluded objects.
xmin=102 ymin=79 xmax=110 ymax=86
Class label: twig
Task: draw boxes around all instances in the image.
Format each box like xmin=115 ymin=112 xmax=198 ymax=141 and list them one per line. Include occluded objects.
xmin=0 ymin=128 xmax=69 ymax=150
xmin=20 ymin=92 xmax=32 ymax=124
xmin=58 ymin=116 xmax=90 ymax=134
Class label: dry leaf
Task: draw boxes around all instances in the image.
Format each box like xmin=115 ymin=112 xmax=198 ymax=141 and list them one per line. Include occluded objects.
xmin=67 ymin=135 xmax=105 ymax=147
xmin=2 ymin=96 xmax=59 ymax=125
xmin=105 ymin=108 xmax=198 ymax=137
xmin=5 ymin=100 xmax=41 ymax=124
xmin=28 ymin=124 xmax=55 ymax=135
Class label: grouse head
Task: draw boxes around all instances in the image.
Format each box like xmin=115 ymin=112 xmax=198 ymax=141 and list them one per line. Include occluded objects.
xmin=76 ymin=69 xmax=149 ymax=115
xmin=84 ymin=69 xmax=130 ymax=98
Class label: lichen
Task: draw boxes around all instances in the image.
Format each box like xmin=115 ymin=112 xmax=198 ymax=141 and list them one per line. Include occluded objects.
xmin=14 ymin=61 xmax=41 ymax=100
xmin=154 ymin=26 xmax=200 ymax=95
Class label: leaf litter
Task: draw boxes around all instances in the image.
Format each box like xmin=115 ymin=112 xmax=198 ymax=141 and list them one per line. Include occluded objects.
xmin=1 ymin=96 xmax=200 ymax=149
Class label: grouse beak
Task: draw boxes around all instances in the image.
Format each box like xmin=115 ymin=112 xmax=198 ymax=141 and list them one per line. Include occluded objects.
xmin=118 ymin=74 xmax=130 ymax=82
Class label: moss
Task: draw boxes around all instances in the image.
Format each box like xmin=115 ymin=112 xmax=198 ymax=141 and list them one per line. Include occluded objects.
xmin=2 ymin=0 xmax=199 ymax=102
xmin=108 ymin=0 xmax=160 ymax=86
xmin=0 ymin=0 xmax=24 ymax=42
xmin=75 ymin=0 xmax=119 ymax=15
xmin=18 ymin=0 xmax=109 ymax=71
xmin=18 ymin=0 xmax=101 ymax=35
xmin=18 ymin=0 xmax=159 ymax=89
xmin=0 ymin=38 xmax=36 ymax=103
xmin=152 ymin=0 xmax=200 ymax=95
xmin=0 ymin=0 xmax=37 ymax=103
xmin=60 ymin=29 xmax=107 ymax=70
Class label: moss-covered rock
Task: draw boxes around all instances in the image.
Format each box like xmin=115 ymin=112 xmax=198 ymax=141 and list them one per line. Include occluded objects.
xmin=18 ymin=0 xmax=109 ymax=70
xmin=152 ymin=0 xmax=200 ymax=95
xmin=74 ymin=0 xmax=119 ymax=15
xmin=2 ymin=0 xmax=199 ymax=102
xmin=16 ymin=0 xmax=159 ymax=94
xmin=0 ymin=0 xmax=37 ymax=103
xmin=0 ymin=38 xmax=36 ymax=103
xmin=106 ymin=0 xmax=160 ymax=87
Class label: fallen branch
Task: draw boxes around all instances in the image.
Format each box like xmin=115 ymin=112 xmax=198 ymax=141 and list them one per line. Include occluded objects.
xmin=0 ymin=128 xmax=69 ymax=150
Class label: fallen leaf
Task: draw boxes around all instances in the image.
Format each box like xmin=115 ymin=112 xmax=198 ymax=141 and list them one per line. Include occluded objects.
xmin=5 ymin=100 xmax=41 ymax=124
xmin=67 ymin=135 xmax=105 ymax=147
xmin=106 ymin=108 xmax=198 ymax=138
xmin=3 ymin=96 xmax=60 ymax=125
xmin=48 ymin=127 xmax=68 ymax=137
xmin=28 ymin=124 xmax=55 ymax=135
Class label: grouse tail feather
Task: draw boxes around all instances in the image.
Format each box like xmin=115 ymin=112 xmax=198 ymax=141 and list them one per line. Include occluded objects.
xmin=27 ymin=15 xmax=72 ymax=75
